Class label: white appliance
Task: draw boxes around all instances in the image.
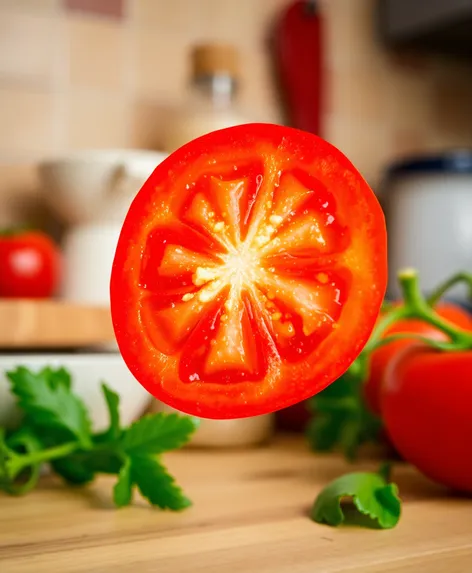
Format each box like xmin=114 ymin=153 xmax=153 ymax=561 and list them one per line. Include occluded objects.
xmin=382 ymin=150 xmax=472 ymax=302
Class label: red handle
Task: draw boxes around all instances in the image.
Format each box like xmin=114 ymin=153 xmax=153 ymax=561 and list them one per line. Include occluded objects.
xmin=273 ymin=0 xmax=323 ymax=136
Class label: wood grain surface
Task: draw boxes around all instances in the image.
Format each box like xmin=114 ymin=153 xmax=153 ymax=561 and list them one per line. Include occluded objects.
xmin=0 ymin=436 xmax=471 ymax=573
xmin=0 ymin=299 xmax=115 ymax=349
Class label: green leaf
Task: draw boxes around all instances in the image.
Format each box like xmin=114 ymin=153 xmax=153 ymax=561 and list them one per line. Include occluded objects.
xmin=311 ymin=471 xmax=401 ymax=530
xmin=85 ymin=449 xmax=123 ymax=475
xmin=5 ymin=428 xmax=43 ymax=494
xmin=0 ymin=429 xmax=12 ymax=488
xmin=131 ymin=455 xmax=191 ymax=510
xmin=6 ymin=366 xmax=92 ymax=448
xmin=0 ymin=428 xmax=43 ymax=495
xmin=306 ymin=370 xmax=382 ymax=460
xmin=44 ymin=366 xmax=72 ymax=390
xmin=51 ymin=455 xmax=96 ymax=485
xmin=0 ymin=368 xmax=194 ymax=512
xmin=113 ymin=457 xmax=133 ymax=507
xmin=52 ymin=445 xmax=124 ymax=484
xmin=122 ymin=413 xmax=199 ymax=456
xmin=306 ymin=408 xmax=347 ymax=453
xmin=101 ymin=383 xmax=121 ymax=440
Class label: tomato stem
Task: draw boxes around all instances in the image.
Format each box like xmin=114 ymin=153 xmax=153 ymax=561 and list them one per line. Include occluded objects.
xmin=426 ymin=271 xmax=472 ymax=307
xmin=363 ymin=306 xmax=409 ymax=355
xmin=397 ymin=268 xmax=472 ymax=349
xmin=0 ymin=226 xmax=34 ymax=237
xmin=354 ymin=268 xmax=472 ymax=384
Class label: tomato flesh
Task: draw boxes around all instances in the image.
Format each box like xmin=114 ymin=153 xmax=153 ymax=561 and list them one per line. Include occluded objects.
xmin=110 ymin=124 xmax=387 ymax=419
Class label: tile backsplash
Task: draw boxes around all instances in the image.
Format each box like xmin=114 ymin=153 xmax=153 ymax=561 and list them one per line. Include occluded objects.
xmin=1 ymin=0 xmax=472 ymax=226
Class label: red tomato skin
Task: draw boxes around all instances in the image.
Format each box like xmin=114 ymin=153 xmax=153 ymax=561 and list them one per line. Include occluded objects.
xmin=381 ymin=345 xmax=472 ymax=493
xmin=364 ymin=304 xmax=472 ymax=415
xmin=0 ymin=232 xmax=61 ymax=298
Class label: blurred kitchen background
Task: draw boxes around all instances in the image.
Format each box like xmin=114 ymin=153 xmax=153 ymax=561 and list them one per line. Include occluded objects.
xmin=2 ymin=0 xmax=472 ymax=216
xmin=1 ymin=0 xmax=472 ymax=444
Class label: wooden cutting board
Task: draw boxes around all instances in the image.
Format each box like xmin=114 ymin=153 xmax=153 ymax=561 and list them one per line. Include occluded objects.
xmin=0 ymin=299 xmax=116 ymax=349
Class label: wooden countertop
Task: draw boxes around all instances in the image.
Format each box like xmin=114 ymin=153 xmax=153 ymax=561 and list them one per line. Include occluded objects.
xmin=1 ymin=436 xmax=471 ymax=572
xmin=0 ymin=299 xmax=115 ymax=349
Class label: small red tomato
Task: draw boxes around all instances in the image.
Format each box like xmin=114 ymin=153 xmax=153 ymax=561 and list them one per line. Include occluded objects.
xmin=364 ymin=303 xmax=472 ymax=415
xmin=0 ymin=230 xmax=61 ymax=298
xmin=381 ymin=344 xmax=472 ymax=493
xmin=111 ymin=123 xmax=387 ymax=419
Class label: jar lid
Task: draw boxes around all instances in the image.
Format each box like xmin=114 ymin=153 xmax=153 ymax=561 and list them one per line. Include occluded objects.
xmin=191 ymin=43 xmax=239 ymax=79
xmin=386 ymin=149 xmax=472 ymax=177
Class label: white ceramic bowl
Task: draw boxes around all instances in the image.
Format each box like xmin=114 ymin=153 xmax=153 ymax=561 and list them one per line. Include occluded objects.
xmin=38 ymin=149 xmax=167 ymax=226
xmin=0 ymin=353 xmax=152 ymax=431
xmin=151 ymin=401 xmax=274 ymax=448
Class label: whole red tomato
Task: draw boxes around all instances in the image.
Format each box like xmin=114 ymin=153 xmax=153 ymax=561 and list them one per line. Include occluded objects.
xmin=110 ymin=123 xmax=387 ymax=419
xmin=381 ymin=344 xmax=472 ymax=493
xmin=364 ymin=303 xmax=472 ymax=415
xmin=0 ymin=230 xmax=61 ymax=298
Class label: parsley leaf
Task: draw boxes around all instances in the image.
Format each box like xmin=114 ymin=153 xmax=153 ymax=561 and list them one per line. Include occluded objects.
xmin=1 ymin=366 xmax=198 ymax=510
xmin=42 ymin=366 xmax=72 ymax=390
xmin=306 ymin=370 xmax=382 ymax=460
xmin=51 ymin=454 xmax=96 ymax=485
xmin=122 ymin=413 xmax=200 ymax=456
xmin=311 ymin=468 xmax=401 ymax=529
xmin=5 ymin=427 xmax=43 ymax=494
xmin=131 ymin=455 xmax=191 ymax=510
xmin=113 ymin=457 xmax=133 ymax=507
xmin=6 ymin=366 xmax=92 ymax=448
xmin=52 ymin=446 xmax=124 ymax=486
xmin=101 ymin=383 xmax=121 ymax=440
xmin=0 ymin=429 xmax=13 ymax=489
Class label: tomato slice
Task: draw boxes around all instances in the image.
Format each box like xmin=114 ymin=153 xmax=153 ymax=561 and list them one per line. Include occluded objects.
xmin=110 ymin=124 xmax=387 ymax=419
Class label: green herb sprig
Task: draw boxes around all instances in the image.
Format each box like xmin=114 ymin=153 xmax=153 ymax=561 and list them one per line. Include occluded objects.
xmin=0 ymin=366 xmax=199 ymax=509
xmin=311 ymin=464 xmax=401 ymax=529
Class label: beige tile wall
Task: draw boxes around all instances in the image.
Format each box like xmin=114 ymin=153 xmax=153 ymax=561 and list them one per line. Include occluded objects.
xmin=1 ymin=0 xmax=472 ymax=227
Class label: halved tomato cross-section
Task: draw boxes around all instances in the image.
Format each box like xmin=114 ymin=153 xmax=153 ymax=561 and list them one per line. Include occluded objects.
xmin=111 ymin=124 xmax=387 ymax=419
